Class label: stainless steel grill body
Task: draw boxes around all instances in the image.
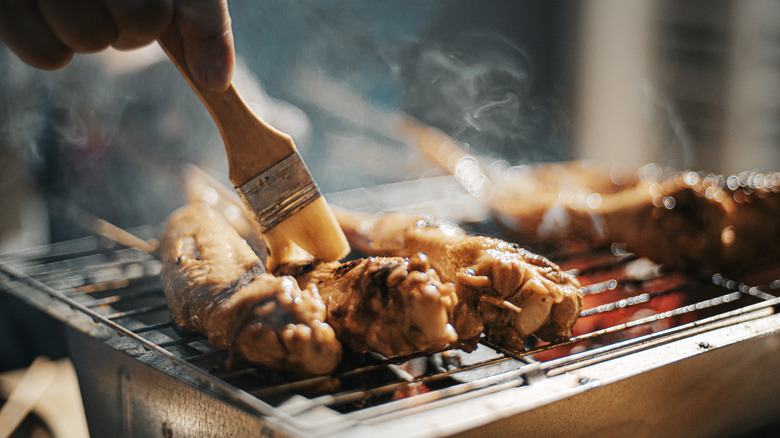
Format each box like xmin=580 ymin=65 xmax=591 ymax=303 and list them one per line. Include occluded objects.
xmin=1 ymin=225 xmax=779 ymax=437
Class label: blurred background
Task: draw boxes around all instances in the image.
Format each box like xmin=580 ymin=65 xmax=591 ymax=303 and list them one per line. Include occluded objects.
xmin=1 ymin=0 xmax=779 ymax=371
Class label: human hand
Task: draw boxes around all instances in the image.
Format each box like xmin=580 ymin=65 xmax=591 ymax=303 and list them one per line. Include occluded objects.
xmin=0 ymin=0 xmax=235 ymax=91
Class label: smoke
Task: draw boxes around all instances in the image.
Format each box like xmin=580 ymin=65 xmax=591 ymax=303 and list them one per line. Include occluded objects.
xmin=0 ymin=51 xmax=50 ymax=167
xmin=0 ymin=49 xmax=54 ymax=249
xmin=641 ymin=84 xmax=695 ymax=169
xmin=399 ymin=30 xmax=571 ymax=165
xmin=0 ymin=41 xmax=228 ymax=241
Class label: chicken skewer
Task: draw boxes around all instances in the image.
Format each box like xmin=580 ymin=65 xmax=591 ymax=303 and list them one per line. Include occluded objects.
xmin=485 ymin=162 xmax=780 ymax=274
xmin=160 ymin=203 xmax=342 ymax=376
xmin=160 ymin=202 xmax=469 ymax=372
xmin=182 ymin=166 xmax=473 ymax=354
xmin=184 ymin=165 xmax=472 ymax=357
xmin=335 ymin=209 xmax=583 ymax=350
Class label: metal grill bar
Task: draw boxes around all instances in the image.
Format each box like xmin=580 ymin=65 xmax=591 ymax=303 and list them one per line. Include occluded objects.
xmin=81 ymin=289 xmax=162 ymax=307
xmin=104 ymin=302 xmax=169 ymax=320
xmin=182 ymin=350 xmax=224 ymax=363
xmin=340 ymin=365 xmax=536 ymax=424
xmin=130 ymin=321 xmax=174 ymax=333
xmin=712 ymin=273 xmax=778 ymax=300
xmin=157 ymin=336 xmax=208 ymax=348
xmin=544 ymin=297 xmax=779 ymax=377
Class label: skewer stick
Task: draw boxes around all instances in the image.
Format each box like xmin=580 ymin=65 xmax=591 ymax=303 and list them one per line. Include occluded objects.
xmin=56 ymin=199 xmax=158 ymax=255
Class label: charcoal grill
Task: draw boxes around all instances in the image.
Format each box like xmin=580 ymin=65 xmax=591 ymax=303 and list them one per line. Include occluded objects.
xmin=1 ymin=200 xmax=780 ymax=437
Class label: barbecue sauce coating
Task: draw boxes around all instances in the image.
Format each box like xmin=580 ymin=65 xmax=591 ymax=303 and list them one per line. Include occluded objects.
xmin=335 ymin=212 xmax=583 ymax=350
xmin=160 ymin=203 xmax=342 ymax=376
xmin=298 ymin=254 xmax=462 ymax=357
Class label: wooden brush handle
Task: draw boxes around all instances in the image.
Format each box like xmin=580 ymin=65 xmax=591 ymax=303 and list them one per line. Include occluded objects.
xmin=158 ymin=23 xmax=291 ymax=187
xmin=158 ymin=23 xmax=351 ymax=262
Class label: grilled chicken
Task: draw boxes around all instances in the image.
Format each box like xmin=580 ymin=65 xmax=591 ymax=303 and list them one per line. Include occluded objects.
xmin=336 ymin=210 xmax=582 ymax=349
xmin=161 ymin=203 xmax=465 ymax=370
xmin=487 ymin=162 xmax=780 ymax=273
xmin=160 ymin=203 xmax=342 ymax=376
xmin=298 ymin=254 xmax=464 ymax=357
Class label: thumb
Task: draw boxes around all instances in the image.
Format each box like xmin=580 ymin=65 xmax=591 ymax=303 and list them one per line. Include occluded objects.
xmin=176 ymin=0 xmax=235 ymax=92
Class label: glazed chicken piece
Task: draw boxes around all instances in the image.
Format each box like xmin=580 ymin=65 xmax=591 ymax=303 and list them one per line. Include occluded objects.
xmin=297 ymin=254 xmax=466 ymax=357
xmin=177 ymin=169 xmax=471 ymax=358
xmin=160 ymin=203 xmax=342 ymax=376
xmin=161 ymin=203 xmax=465 ymax=369
xmin=181 ymin=164 xmax=268 ymax=256
xmin=487 ymin=162 xmax=780 ymax=273
xmin=336 ymin=210 xmax=583 ymax=350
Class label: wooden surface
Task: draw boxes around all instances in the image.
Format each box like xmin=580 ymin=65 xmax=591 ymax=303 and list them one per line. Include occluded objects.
xmin=0 ymin=359 xmax=89 ymax=438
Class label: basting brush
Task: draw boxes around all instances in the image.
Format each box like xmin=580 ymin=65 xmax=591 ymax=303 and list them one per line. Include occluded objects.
xmin=158 ymin=24 xmax=350 ymax=262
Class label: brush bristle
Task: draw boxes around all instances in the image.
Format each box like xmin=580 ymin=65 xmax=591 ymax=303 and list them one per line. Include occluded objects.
xmin=270 ymin=196 xmax=351 ymax=262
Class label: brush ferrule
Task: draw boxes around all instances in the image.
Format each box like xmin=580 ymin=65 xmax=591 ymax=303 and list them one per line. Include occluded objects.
xmin=236 ymin=152 xmax=321 ymax=233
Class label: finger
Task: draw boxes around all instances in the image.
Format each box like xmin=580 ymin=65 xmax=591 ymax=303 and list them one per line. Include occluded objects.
xmin=0 ymin=0 xmax=73 ymax=70
xmin=104 ymin=0 xmax=173 ymax=50
xmin=36 ymin=0 xmax=118 ymax=53
xmin=176 ymin=0 xmax=235 ymax=92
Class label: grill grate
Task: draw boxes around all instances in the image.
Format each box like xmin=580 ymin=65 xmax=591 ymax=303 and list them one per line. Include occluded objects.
xmin=1 ymin=230 xmax=779 ymax=435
